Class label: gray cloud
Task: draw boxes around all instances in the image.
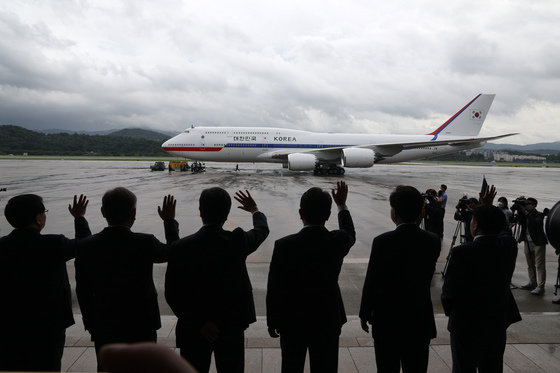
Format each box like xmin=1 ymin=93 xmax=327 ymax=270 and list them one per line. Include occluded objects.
xmin=1 ymin=1 xmax=559 ymax=144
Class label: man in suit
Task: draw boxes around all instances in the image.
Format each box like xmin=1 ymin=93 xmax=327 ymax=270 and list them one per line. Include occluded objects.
xmin=165 ymin=188 xmax=269 ymax=373
xmin=0 ymin=193 xmax=90 ymax=372
xmin=75 ymin=187 xmax=178 ymax=371
xmin=442 ymin=204 xmax=518 ymax=372
xmin=267 ymin=181 xmax=355 ymax=373
xmin=424 ymin=188 xmax=444 ymax=239
xmin=359 ymin=185 xmax=441 ymax=372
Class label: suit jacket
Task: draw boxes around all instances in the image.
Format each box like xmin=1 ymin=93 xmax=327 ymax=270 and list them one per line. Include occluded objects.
xmin=0 ymin=217 xmax=90 ymax=337
xmin=359 ymin=224 xmax=441 ymax=340
xmin=75 ymin=219 xmax=178 ymax=340
xmin=425 ymin=199 xmax=444 ymax=237
xmin=441 ymin=235 xmax=519 ymax=337
xmin=266 ymin=209 xmax=355 ymax=334
xmin=498 ymin=231 xmax=522 ymax=328
xmin=165 ymin=212 xmax=269 ymax=346
xmin=518 ymin=209 xmax=548 ymax=246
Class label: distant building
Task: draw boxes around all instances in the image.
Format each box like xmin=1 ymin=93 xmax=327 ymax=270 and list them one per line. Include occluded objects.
xmin=493 ymin=152 xmax=545 ymax=162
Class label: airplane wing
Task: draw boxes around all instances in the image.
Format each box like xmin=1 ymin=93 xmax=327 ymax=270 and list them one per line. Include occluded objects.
xmin=365 ymin=133 xmax=519 ymax=156
xmin=268 ymin=133 xmax=518 ymax=160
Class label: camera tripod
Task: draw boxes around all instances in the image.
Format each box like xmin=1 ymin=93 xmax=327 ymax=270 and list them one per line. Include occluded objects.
xmin=442 ymin=220 xmax=466 ymax=277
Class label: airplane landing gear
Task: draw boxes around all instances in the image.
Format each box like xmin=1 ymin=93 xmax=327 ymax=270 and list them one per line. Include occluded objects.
xmin=313 ymin=164 xmax=345 ymax=176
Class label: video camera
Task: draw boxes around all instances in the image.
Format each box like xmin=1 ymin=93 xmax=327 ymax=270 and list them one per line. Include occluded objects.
xmin=421 ymin=193 xmax=436 ymax=204
xmin=456 ymin=195 xmax=469 ymax=210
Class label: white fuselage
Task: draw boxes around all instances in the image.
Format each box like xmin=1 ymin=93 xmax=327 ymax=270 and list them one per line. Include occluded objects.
xmin=162 ymin=127 xmax=481 ymax=166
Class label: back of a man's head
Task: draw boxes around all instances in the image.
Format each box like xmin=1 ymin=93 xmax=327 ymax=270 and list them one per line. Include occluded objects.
xmin=527 ymin=197 xmax=538 ymax=207
xmin=390 ymin=185 xmax=423 ymax=223
xmin=102 ymin=187 xmax=137 ymax=226
xmin=471 ymin=204 xmax=506 ymax=235
xmin=300 ymin=187 xmax=332 ymax=225
xmin=4 ymin=194 xmax=45 ymax=229
xmin=199 ymin=187 xmax=231 ymax=225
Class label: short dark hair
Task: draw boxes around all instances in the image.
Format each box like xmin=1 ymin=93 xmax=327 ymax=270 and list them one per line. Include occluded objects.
xmin=102 ymin=187 xmax=137 ymax=225
xmin=527 ymin=197 xmax=537 ymax=206
xmin=4 ymin=194 xmax=45 ymax=228
xmin=300 ymin=187 xmax=332 ymax=224
xmin=389 ymin=185 xmax=423 ymax=223
xmin=471 ymin=204 xmax=506 ymax=235
xmin=440 ymin=184 xmax=447 ymax=191
xmin=498 ymin=196 xmax=508 ymax=208
xmin=199 ymin=187 xmax=231 ymax=224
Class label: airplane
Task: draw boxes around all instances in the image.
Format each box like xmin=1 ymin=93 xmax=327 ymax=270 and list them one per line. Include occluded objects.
xmin=161 ymin=94 xmax=516 ymax=175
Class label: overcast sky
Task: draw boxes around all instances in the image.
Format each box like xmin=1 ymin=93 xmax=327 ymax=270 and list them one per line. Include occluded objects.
xmin=1 ymin=1 xmax=559 ymax=144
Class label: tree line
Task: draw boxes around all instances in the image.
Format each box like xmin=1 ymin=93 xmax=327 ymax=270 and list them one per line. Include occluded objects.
xmin=0 ymin=125 xmax=169 ymax=156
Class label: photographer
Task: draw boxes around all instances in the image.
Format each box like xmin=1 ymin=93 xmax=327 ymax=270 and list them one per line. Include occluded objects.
xmin=515 ymin=197 xmax=548 ymax=295
xmin=454 ymin=197 xmax=478 ymax=242
xmin=497 ymin=197 xmax=513 ymax=226
xmin=424 ymin=189 xmax=444 ymax=239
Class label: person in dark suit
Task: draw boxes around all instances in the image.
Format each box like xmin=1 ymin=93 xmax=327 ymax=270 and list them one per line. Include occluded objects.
xmin=359 ymin=185 xmax=441 ymax=373
xmin=0 ymin=193 xmax=90 ymax=372
xmin=516 ymin=197 xmax=548 ymax=295
xmin=267 ymin=181 xmax=355 ymax=373
xmin=75 ymin=187 xmax=178 ymax=372
xmin=424 ymin=188 xmax=444 ymax=239
xmin=165 ymin=188 xmax=269 ymax=373
xmin=498 ymin=229 xmax=523 ymax=330
xmin=442 ymin=204 xmax=519 ymax=372
xmin=482 ymin=184 xmax=522 ymax=326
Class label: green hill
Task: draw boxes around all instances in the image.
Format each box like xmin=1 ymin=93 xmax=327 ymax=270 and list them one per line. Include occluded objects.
xmin=0 ymin=125 xmax=169 ymax=156
xmin=108 ymin=128 xmax=170 ymax=141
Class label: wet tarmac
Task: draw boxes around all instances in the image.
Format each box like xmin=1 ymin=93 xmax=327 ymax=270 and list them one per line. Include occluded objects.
xmin=1 ymin=160 xmax=560 ymax=316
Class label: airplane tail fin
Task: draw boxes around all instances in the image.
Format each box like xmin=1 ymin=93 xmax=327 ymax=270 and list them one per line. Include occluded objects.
xmin=427 ymin=94 xmax=495 ymax=138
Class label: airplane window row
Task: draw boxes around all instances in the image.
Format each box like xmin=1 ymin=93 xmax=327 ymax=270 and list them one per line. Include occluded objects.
xmin=232 ymin=132 xmax=268 ymax=135
xmin=201 ymin=131 xmax=270 ymax=135
xmin=227 ymin=144 xmax=263 ymax=147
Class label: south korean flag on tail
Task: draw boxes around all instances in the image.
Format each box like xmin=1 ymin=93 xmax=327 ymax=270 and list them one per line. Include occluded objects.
xmin=471 ymin=110 xmax=483 ymax=120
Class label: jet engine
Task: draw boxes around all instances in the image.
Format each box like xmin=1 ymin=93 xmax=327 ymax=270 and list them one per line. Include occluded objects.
xmin=342 ymin=148 xmax=375 ymax=168
xmin=288 ymin=153 xmax=317 ymax=171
